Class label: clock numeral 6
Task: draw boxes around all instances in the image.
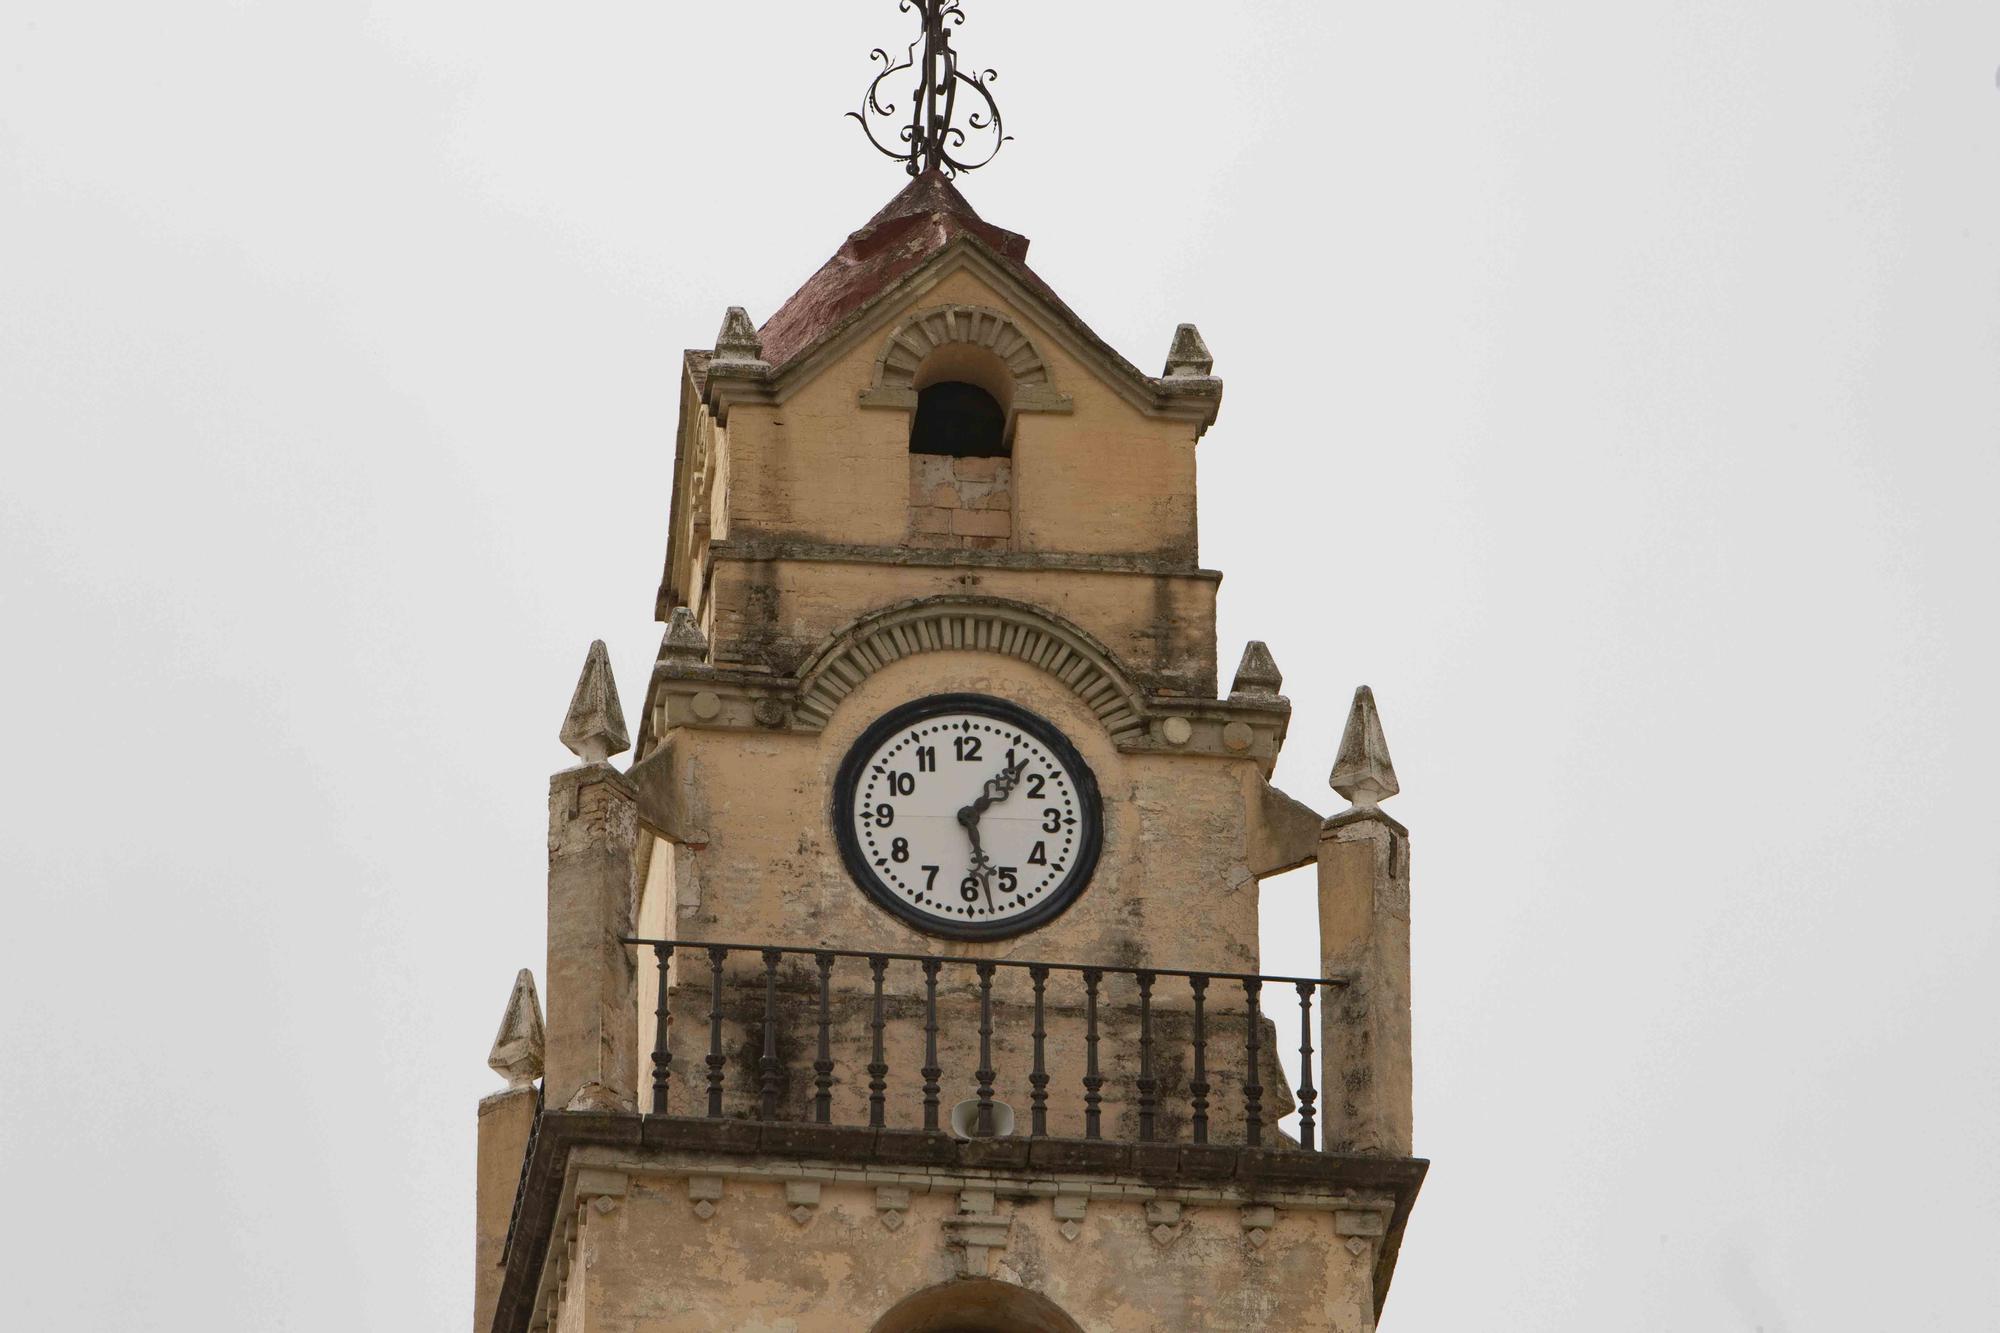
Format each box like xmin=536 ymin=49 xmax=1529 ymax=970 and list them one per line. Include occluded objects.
xmin=959 ymin=876 xmax=981 ymax=903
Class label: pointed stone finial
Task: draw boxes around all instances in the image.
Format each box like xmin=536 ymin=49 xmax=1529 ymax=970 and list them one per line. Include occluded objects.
xmin=1330 ymin=685 xmax=1399 ymax=810
xmin=1162 ymin=323 xmax=1214 ymax=378
xmin=658 ymin=606 xmax=708 ymax=667
xmin=559 ymin=640 xmax=630 ymax=764
xmin=1230 ymin=641 xmax=1283 ymax=698
xmin=488 ymin=969 xmax=546 ymax=1089
xmin=712 ymin=306 xmax=765 ymax=365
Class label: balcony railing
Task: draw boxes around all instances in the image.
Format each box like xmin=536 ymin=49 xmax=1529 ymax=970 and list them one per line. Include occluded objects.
xmin=624 ymin=938 xmax=1351 ymax=1153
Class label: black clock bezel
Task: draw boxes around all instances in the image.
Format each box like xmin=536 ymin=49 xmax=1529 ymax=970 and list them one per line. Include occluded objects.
xmin=833 ymin=693 xmax=1104 ymax=941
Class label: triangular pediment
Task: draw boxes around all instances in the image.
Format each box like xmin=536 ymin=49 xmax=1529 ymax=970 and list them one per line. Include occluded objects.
xmin=691 ymin=176 xmax=1221 ymax=435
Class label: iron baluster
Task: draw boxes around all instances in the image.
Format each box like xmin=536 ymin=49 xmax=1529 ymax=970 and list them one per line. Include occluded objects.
xmin=813 ymin=952 xmax=836 ymax=1125
xmin=867 ymin=956 xmax=889 ymax=1128
xmin=1135 ymin=971 xmax=1158 ymax=1142
xmin=1082 ymin=968 xmax=1104 ymax=1140
xmin=650 ymin=943 xmax=673 ymax=1115
xmin=920 ymin=958 xmax=943 ymax=1132
xmin=1243 ymin=978 xmax=1264 ymax=1147
xmin=1188 ymin=974 xmax=1210 ymax=1145
xmin=1295 ymin=981 xmax=1319 ymax=1152
xmin=1028 ymin=965 xmax=1050 ymax=1137
xmin=974 ymin=962 xmax=997 ymax=1137
xmin=758 ymin=949 xmax=783 ymax=1121
xmin=705 ymin=946 xmax=728 ymax=1118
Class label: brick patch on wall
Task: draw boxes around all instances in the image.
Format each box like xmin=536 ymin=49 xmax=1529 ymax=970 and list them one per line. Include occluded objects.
xmin=909 ymin=453 xmax=1013 ymax=550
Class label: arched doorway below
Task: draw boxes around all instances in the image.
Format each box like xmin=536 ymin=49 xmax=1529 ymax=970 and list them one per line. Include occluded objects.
xmin=870 ymin=1278 xmax=1085 ymax=1333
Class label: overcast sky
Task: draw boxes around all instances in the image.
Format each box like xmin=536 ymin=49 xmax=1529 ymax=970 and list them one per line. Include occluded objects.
xmin=4 ymin=2 xmax=1997 ymax=1329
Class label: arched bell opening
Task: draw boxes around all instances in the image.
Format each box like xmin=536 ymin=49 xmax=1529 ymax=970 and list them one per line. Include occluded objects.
xmin=911 ymin=381 xmax=1009 ymax=459
xmin=906 ymin=345 xmax=1015 ymax=550
xmin=870 ymin=1279 xmax=1085 ymax=1333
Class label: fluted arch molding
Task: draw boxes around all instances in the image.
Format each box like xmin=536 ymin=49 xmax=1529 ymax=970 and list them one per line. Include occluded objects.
xmin=858 ymin=303 xmax=1073 ymax=414
xmin=793 ymin=596 xmax=1146 ymax=743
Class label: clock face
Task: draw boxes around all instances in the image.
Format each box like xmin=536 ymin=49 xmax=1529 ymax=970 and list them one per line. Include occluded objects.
xmin=833 ymin=694 xmax=1103 ymax=939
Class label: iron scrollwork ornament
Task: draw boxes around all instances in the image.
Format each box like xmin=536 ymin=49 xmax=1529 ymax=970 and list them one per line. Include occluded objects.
xmin=849 ymin=0 xmax=1011 ymax=178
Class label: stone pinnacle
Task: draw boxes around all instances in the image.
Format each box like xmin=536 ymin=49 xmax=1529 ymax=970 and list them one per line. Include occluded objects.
xmin=1230 ymin=640 xmax=1283 ymax=698
xmin=713 ymin=306 xmax=765 ymax=364
xmin=1162 ymin=323 xmax=1214 ymax=378
xmin=488 ymin=969 xmax=545 ymax=1090
xmin=559 ymin=639 xmax=630 ymax=765
xmin=1329 ymin=685 xmax=1399 ymax=809
xmin=658 ymin=606 xmax=709 ymax=667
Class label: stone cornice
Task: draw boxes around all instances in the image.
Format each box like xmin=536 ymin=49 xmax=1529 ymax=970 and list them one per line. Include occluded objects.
xmin=703 ymin=538 xmax=1221 ymax=582
xmin=490 ymin=1111 xmax=1427 ymax=1333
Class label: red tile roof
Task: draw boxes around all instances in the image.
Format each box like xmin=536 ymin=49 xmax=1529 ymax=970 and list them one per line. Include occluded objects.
xmin=756 ymin=168 xmax=1069 ymax=371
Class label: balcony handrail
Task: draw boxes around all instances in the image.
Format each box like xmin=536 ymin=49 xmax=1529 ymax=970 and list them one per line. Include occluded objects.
xmin=620 ymin=936 xmax=1352 ymax=990
xmin=619 ymin=935 xmax=1350 ymax=1154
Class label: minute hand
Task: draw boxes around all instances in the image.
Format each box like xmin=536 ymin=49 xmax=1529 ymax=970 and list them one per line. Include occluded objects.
xmin=956 ymin=760 xmax=1031 ymax=901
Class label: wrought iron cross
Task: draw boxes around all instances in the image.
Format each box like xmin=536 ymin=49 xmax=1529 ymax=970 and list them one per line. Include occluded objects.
xmin=850 ymin=0 xmax=1010 ymax=178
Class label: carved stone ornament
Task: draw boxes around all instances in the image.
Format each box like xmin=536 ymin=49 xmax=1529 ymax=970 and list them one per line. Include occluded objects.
xmin=559 ymin=640 xmax=630 ymax=765
xmin=1162 ymin=322 xmax=1215 ymax=378
xmin=860 ymin=303 xmax=1071 ymax=414
xmin=1230 ymin=640 xmax=1283 ymax=698
xmin=1329 ymin=685 xmax=1399 ymax=809
xmin=712 ymin=306 xmax=766 ymax=366
xmin=658 ymin=606 xmax=709 ymax=667
xmin=792 ymin=596 xmax=1146 ymax=742
xmin=487 ymin=969 xmax=546 ymax=1089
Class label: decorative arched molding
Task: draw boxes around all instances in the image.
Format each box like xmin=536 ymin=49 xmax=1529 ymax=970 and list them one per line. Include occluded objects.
xmin=793 ymin=596 xmax=1146 ymax=743
xmin=859 ymin=303 xmax=1073 ymax=415
xmin=870 ymin=1278 xmax=1085 ymax=1333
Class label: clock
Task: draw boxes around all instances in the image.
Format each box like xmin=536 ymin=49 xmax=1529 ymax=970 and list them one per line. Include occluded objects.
xmin=833 ymin=694 xmax=1103 ymax=939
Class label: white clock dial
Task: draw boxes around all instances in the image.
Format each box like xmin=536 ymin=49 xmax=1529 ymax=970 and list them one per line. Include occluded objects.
xmin=834 ymin=695 xmax=1102 ymax=939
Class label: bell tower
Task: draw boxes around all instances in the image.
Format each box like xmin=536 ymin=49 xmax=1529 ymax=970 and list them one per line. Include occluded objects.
xmin=472 ymin=5 xmax=1426 ymax=1329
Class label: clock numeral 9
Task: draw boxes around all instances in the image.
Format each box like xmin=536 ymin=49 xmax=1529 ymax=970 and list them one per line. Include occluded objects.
xmin=874 ymin=803 xmax=895 ymax=827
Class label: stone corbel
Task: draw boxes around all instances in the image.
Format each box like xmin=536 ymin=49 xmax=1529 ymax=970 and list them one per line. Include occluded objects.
xmin=574 ymin=1168 xmax=628 ymax=1217
xmin=1335 ymin=1204 xmax=1389 ymax=1259
xmin=876 ymin=1186 xmax=910 ymax=1232
xmin=1145 ymin=1199 xmax=1185 ymax=1246
xmin=687 ymin=1175 xmax=724 ymax=1221
xmin=944 ymin=1189 xmax=1013 ymax=1278
xmin=1241 ymin=1203 xmax=1276 ymax=1250
xmin=1052 ymin=1192 xmax=1087 ymax=1242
